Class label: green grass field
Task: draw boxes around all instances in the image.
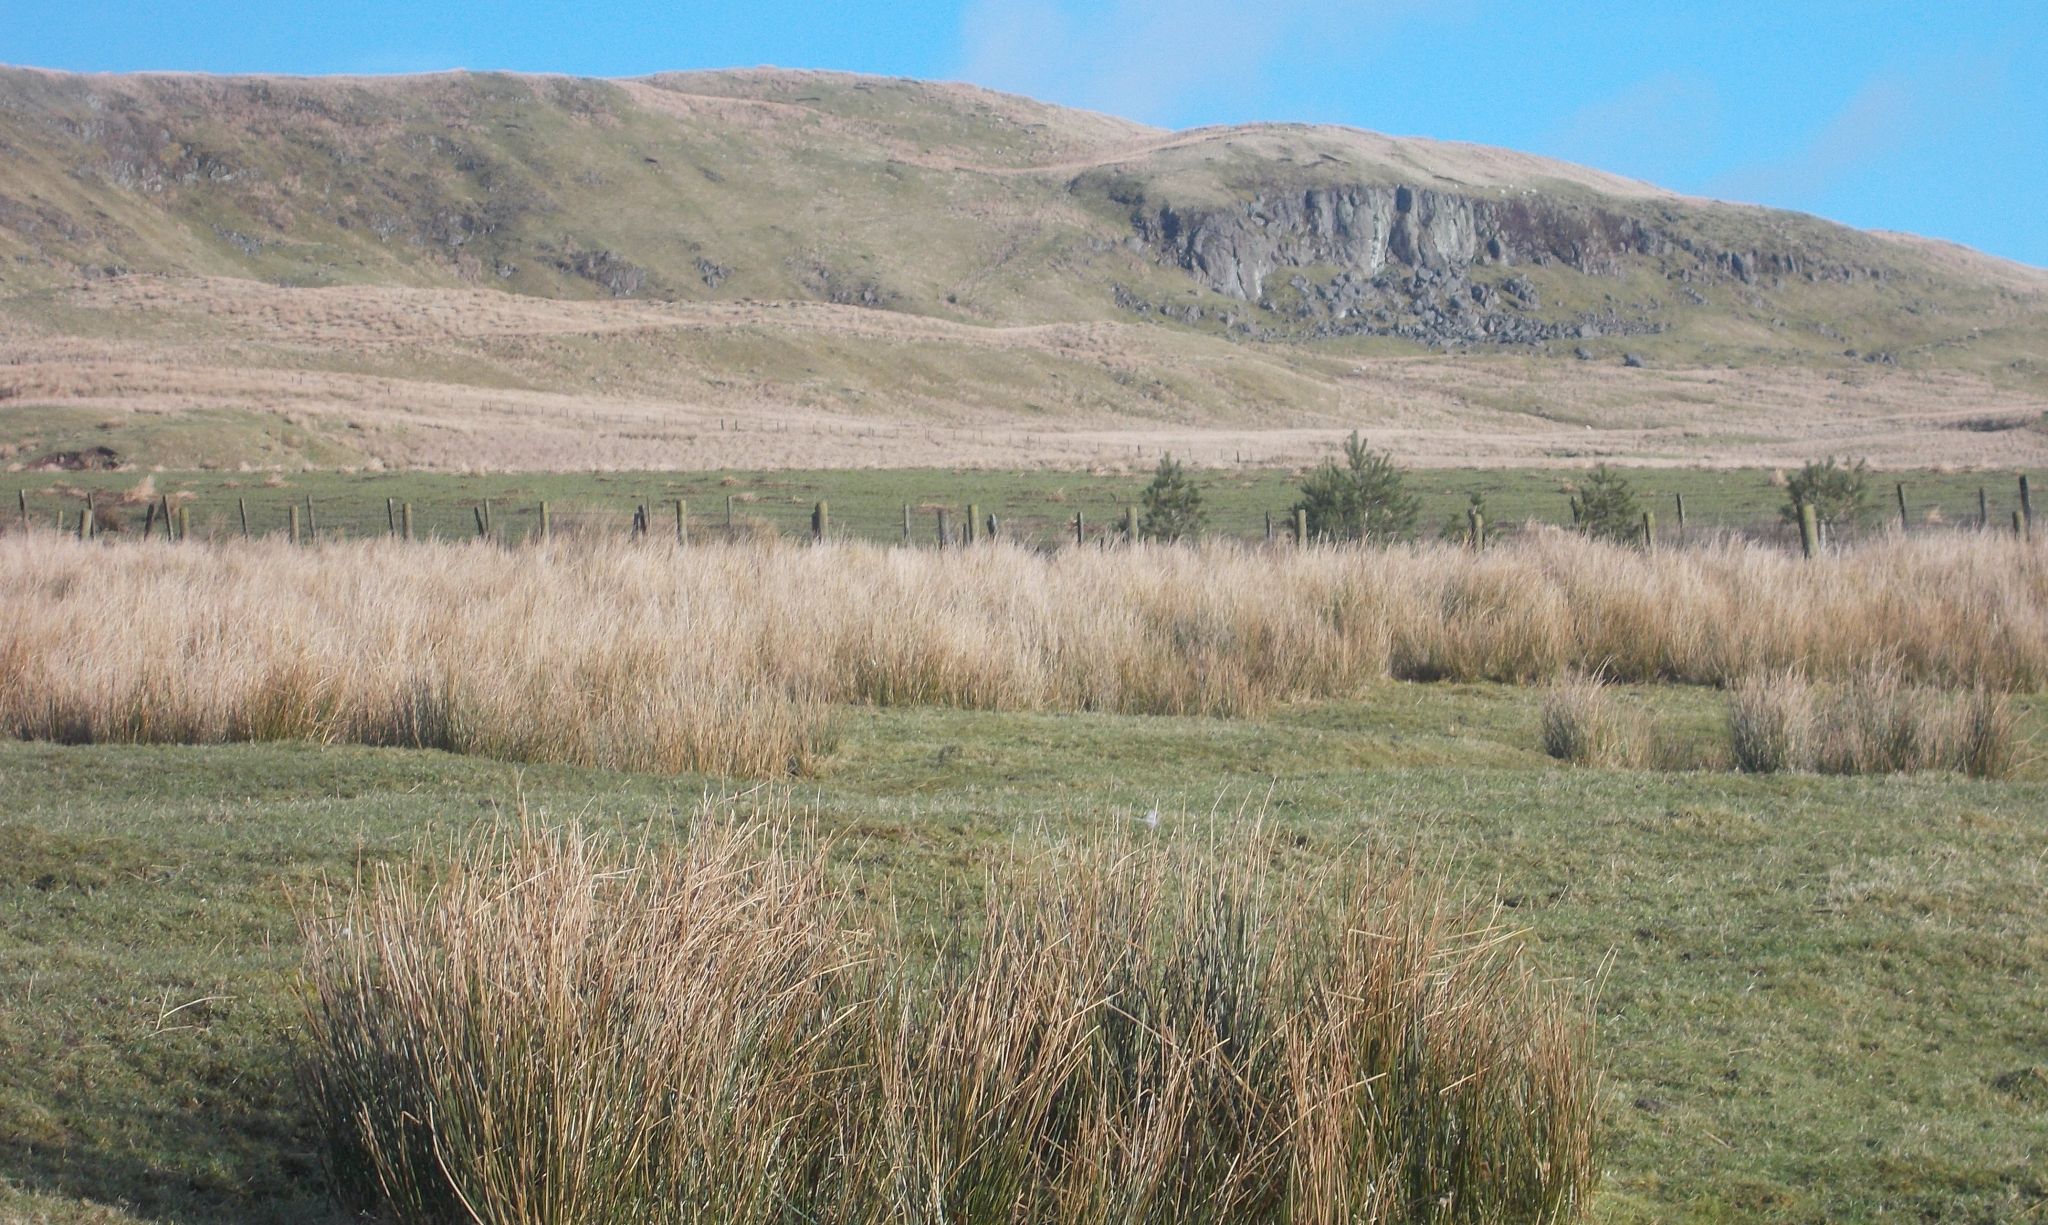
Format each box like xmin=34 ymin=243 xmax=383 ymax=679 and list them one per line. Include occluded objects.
xmin=2 ymin=682 xmax=2044 ymax=1223
xmin=11 ymin=464 xmax=2037 ymax=545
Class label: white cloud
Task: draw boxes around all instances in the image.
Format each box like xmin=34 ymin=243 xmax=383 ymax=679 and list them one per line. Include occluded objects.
xmin=953 ymin=0 xmax=1447 ymax=124
xmin=1707 ymin=53 xmax=2007 ymax=208
xmin=1540 ymin=73 xmax=1722 ymax=187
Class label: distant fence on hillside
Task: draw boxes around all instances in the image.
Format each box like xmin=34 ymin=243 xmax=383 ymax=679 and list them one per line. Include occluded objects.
xmin=10 ymin=474 xmax=2039 ymax=557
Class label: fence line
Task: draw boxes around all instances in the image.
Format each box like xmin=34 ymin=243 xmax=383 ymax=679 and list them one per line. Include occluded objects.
xmin=10 ymin=475 xmax=2039 ymax=556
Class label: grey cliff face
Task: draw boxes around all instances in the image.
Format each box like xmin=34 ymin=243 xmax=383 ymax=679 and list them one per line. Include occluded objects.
xmin=1105 ymin=180 xmax=1889 ymax=349
xmin=1133 ymin=185 xmax=1655 ymax=303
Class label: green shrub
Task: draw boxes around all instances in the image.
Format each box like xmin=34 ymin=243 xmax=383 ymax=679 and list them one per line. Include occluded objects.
xmin=1781 ymin=457 xmax=1871 ymax=534
xmin=1572 ymin=465 xmax=1642 ymax=544
xmin=1138 ymin=453 xmax=1206 ymax=542
xmin=1293 ymin=432 xmax=1419 ymax=543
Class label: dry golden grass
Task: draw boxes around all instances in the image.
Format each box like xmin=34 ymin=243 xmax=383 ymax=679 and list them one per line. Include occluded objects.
xmin=2 ymin=529 xmax=2044 ymax=775
xmin=1540 ymin=672 xmax=1644 ymax=768
xmin=8 ymin=276 xmax=2048 ymax=472
xmin=1728 ymin=670 xmax=2020 ymax=778
xmin=300 ymin=805 xmax=1597 ymax=1223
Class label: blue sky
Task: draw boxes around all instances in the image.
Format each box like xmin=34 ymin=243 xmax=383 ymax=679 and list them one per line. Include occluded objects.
xmin=6 ymin=0 xmax=2045 ymax=266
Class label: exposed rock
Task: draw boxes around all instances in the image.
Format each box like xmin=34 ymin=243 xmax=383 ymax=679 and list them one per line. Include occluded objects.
xmin=695 ymin=256 xmax=731 ymax=289
xmin=1623 ymin=352 xmax=1645 ymax=368
xmin=1100 ymin=177 xmax=1900 ymax=349
xmin=29 ymin=445 xmax=121 ymax=471
xmin=1125 ymin=184 xmax=1659 ymax=303
xmin=556 ymin=248 xmax=647 ymax=297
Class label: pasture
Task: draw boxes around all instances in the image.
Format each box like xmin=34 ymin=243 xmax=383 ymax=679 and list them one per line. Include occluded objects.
xmin=1 ymin=470 xmax=2044 ymax=1223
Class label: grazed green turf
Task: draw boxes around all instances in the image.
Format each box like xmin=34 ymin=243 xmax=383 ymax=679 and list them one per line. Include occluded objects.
xmin=8 ymin=464 xmax=2036 ymax=546
xmin=1 ymin=684 xmax=2044 ymax=1222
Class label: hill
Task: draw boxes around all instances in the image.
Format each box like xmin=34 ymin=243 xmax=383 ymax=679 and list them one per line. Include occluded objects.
xmin=2 ymin=65 xmax=2045 ymax=471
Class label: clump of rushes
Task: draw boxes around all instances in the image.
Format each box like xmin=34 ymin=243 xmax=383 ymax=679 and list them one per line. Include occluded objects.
xmin=1728 ymin=670 xmax=1812 ymax=774
xmin=300 ymin=809 xmax=1600 ymax=1224
xmin=1951 ymin=687 xmax=2020 ymax=780
xmin=8 ymin=529 xmax=2043 ymax=777
xmin=1728 ymin=670 xmax=2019 ymax=778
xmin=299 ymin=812 xmax=872 ymax=1223
xmin=1542 ymin=671 xmax=1641 ymax=767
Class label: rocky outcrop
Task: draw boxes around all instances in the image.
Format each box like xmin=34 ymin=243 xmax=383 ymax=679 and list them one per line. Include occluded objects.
xmin=1130 ymin=185 xmax=1660 ymax=303
xmin=555 ymin=248 xmax=648 ymax=297
xmin=1104 ymin=180 xmax=1890 ymax=348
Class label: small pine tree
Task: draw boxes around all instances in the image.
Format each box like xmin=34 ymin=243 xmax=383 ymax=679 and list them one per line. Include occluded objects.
xmin=1294 ymin=432 xmax=1419 ymax=543
xmin=1138 ymin=453 xmax=1206 ymax=542
xmin=1575 ymin=465 xmax=1641 ymax=543
xmin=1781 ymin=457 xmax=1870 ymax=533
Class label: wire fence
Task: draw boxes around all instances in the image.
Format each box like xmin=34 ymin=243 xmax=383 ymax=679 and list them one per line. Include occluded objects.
xmin=11 ymin=475 xmax=2039 ymax=555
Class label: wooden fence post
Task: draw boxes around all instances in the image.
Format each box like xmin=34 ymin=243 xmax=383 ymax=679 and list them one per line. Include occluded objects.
xmin=386 ymin=497 xmax=397 ymax=537
xmin=1798 ymin=502 xmax=1818 ymax=559
xmin=481 ymin=499 xmax=493 ymax=539
xmin=965 ymin=504 xmax=980 ymax=545
xmin=80 ymin=495 xmax=93 ymax=541
xmin=1295 ymin=507 xmax=1309 ymax=548
xmin=401 ymin=502 xmax=413 ymax=542
xmin=1674 ymin=492 xmax=1686 ymax=541
xmin=1264 ymin=510 xmax=1274 ymax=543
xmin=1641 ymin=510 xmax=1655 ymax=553
xmin=902 ymin=503 xmax=911 ymax=546
xmin=238 ymin=497 xmax=250 ymax=538
xmin=726 ymin=495 xmax=735 ymax=532
xmin=305 ymin=496 xmax=317 ymax=542
xmin=2022 ymin=475 xmax=2035 ymax=535
xmin=1896 ymin=483 xmax=1909 ymax=533
xmin=177 ymin=505 xmax=190 ymax=542
xmin=675 ymin=499 xmax=687 ymax=546
xmin=289 ymin=504 xmax=301 ymax=545
xmin=474 ymin=506 xmax=488 ymax=539
xmin=936 ymin=508 xmax=950 ymax=548
xmin=985 ymin=512 xmax=998 ymax=541
xmin=538 ymin=501 xmax=551 ymax=542
xmin=16 ymin=489 xmax=25 ymax=530
xmin=1468 ymin=506 xmax=1485 ymax=549
xmin=812 ymin=500 xmax=828 ymax=543
xmin=1074 ymin=511 xmax=1084 ymax=546
xmin=1979 ymin=487 xmax=1990 ymax=531
xmin=159 ymin=495 xmax=172 ymax=542
xmin=144 ymin=501 xmax=158 ymax=539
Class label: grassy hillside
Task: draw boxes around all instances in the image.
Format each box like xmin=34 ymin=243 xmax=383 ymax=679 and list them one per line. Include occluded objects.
xmin=0 ymin=66 xmax=2045 ymax=471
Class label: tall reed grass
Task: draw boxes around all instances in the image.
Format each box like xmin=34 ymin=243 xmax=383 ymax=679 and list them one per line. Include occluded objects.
xmin=300 ymin=806 xmax=1598 ymax=1223
xmin=1540 ymin=672 xmax=1643 ymax=768
xmin=1728 ymin=671 xmax=2019 ymax=777
xmin=4 ymin=529 xmax=2043 ymax=775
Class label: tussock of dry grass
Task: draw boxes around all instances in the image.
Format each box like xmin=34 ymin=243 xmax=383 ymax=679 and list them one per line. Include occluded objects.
xmin=1728 ymin=671 xmax=1813 ymax=774
xmin=1729 ymin=671 xmax=2019 ymax=777
xmin=1541 ymin=673 xmax=1643 ymax=768
xmin=2 ymin=530 xmax=2044 ymax=775
xmin=300 ymin=807 xmax=1598 ymax=1223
